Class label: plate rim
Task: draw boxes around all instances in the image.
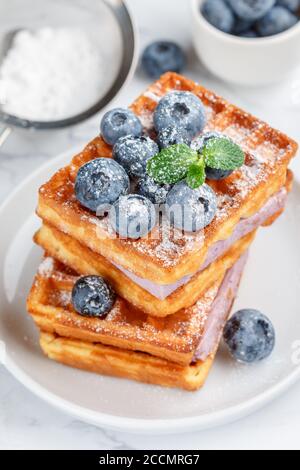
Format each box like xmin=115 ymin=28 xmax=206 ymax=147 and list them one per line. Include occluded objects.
xmin=1 ymin=148 xmax=300 ymax=435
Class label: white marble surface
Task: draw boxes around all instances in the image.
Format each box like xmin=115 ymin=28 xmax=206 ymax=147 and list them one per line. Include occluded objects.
xmin=0 ymin=0 xmax=300 ymax=450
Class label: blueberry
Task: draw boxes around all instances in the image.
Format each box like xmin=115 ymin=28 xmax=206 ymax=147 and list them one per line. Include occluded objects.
xmin=141 ymin=41 xmax=186 ymax=79
xmin=166 ymin=181 xmax=217 ymax=232
xmin=113 ymin=135 xmax=159 ymax=178
xmin=100 ymin=108 xmax=142 ymax=146
xmin=202 ymin=0 xmax=235 ymax=33
xmin=228 ymin=0 xmax=276 ymax=20
xmin=224 ymin=309 xmax=275 ymax=363
xmin=257 ymin=6 xmax=298 ymax=36
xmin=154 ymin=92 xmax=207 ymax=138
xmin=72 ymin=276 xmax=116 ymax=318
xmin=191 ymin=132 xmax=234 ymax=180
xmin=233 ymin=17 xmax=255 ymax=34
xmin=277 ymin=0 xmax=300 ymax=13
xmin=239 ymin=29 xmax=259 ymax=37
xmin=109 ymin=195 xmax=156 ymax=239
xmin=157 ymin=125 xmax=192 ymax=149
xmin=75 ymin=158 xmax=130 ymax=213
xmin=136 ymin=175 xmax=172 ymax=205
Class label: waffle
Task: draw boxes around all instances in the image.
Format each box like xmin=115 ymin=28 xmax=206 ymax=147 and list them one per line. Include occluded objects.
xmin=39 ymin=332 xmax=215 ymax=391
xmin=27 ymin=253 xmax=247 ymax=367
xmin=34 ymin=224 xmax=255 ymax=317
xmin=37 ymin=73 xmax=298 ymax=285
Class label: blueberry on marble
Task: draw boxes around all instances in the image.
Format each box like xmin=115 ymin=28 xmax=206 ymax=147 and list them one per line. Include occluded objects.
xmin=224 ymin=309 xmax=276 ymax=363
xmin=166 ymin=181 xmax=217 ymax=232
xmin=109 ymin=194 xmax=156 ymax=239
xmin=157 ymin=125 xmax=192 ymax=149
xmin=202 ymin=0 xmax=235 ymax=33
xmin=141 ymin=41 xmax=186 ymax=79
xmin=257 ymin=6 xmax=298 ymax=36
xmin=154 ymin=91 xmax=207 ymax=138
xmin=75 ymin=158 xmax=130 ymax=213
xmin=228 ymin=0 xmax=276 ymax=20
xmin=100 ymin=108 xmax=142 ymax=146
xmin=277 ymin=0 xmax=300 ymax=12
xmin=72 ymin=276 xmax=116 ymax=318
xmin=136 ymin=174 xmax=172 ymax=205
xmin=113 ymin=135 xmax=159 ymax=178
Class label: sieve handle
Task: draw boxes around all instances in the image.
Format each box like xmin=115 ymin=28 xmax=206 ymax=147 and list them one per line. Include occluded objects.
xmin=0 ymin=127 xmax=12 ymax=148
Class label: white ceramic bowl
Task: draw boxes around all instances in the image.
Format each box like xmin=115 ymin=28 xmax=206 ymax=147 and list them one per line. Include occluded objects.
xmin=191 ymin=0 xmax=300 ymax=86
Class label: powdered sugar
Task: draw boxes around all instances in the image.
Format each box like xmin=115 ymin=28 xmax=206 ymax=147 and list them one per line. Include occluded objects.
xmin=38 ymin=257 xmax=54 ymax=277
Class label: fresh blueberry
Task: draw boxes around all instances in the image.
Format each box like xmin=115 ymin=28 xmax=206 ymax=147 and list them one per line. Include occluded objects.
xmin=100 ymin=108 xmax=142 ymax=146
xmin=228 ymin=0 xmax=276 ymax=20
xmin=202 ymin=0 xmax=235 ymax=33
xmin=75 ymin=158 xmax=130 ymax=213
xmin=157 ymin=125 xmax=192 ymax=149
xmin=113 ymin=135 xmax=159 ymax=178
xmin=166 ymin=181 xmax=217 ymax=232
xmin=141 ymin=41 xmax=186 ymax=79
xmin=72 ymin=276 xmax=116 ymax=318
xmin=154 ymin=91 xmax=207 ymax=138
xmin=277 ymin=0 xmax=300 ymax=13
xmin=136 ymin=175 xmax=172 ymax=205
xmin=109 ymin=194 xmax=156 ymax=239
xmin=239 ymin=28 xmax=259 ymax=37
xmin=257 ymin=6 xmax=298 ymax=36
xmin=191 ymin=132 xmax=234 ymax=180
xmin=233 ymin=17 xmax=255 ymax=34
xmin=224 ymin=309 xmax=276 ymax=363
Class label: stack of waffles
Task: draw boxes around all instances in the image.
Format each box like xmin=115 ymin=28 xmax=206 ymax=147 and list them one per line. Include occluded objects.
xmin=27 ymin=73 xmax=297 ymax=391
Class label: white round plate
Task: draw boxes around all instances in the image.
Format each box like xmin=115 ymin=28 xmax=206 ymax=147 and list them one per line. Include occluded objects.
xmin=1 ymin=149 xmax=300 ymax=435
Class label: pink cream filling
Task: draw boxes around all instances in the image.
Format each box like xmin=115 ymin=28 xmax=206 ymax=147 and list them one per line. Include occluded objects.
xmin=111 ymin=188 xmax=287 ymax=300
xmin=192 ymin=251 xmax=248 ymax=363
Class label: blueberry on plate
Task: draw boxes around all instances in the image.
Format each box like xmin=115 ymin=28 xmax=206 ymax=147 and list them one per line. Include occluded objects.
xmin=201 ymin=0 xmax=235 ymax=33
xmin=100 ymin=108 xmax=142 ymax=146
xmin=113 ymin=135 xmax=159 ymax=178
xmin=191 ymin=132 xmax=234 ymax=180
xmin=223 ymin=309 xmax=276 ymax=363
xmin=136 ymin=174 xmax=172 ymax=205
xmin=256 ymin=6 xmax=298 ymax=36
xmin=72 ymin=275 xmax=116 ymax=318
xmin=109 ymin=194 xmax=156 ymax=239
xmin=157 ymin=125 xmax=192 ymax=149
xmin=277 ymin=0 xmax=300 ymax=13
xmin=166 ymin=181 xmax=217 ymax=232
xmin=75 ymin=158 xmax=130 ymax=213
xmin=228 ymin=0 xmax=276 ymax=21
xmin=154 ymin=91 xmax=207 ymax=138
xmin=142 ymin=41 xmax=186 ymax=79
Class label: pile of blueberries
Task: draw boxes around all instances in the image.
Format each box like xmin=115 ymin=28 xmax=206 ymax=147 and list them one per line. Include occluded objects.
xmin=202 ymin=0 xmax=300 ymax=37
xmin=75 ymin=90 xmax=223 ymax=240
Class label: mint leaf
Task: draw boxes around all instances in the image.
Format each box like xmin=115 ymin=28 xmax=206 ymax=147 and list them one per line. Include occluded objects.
xmin=147 ymin=144 xmax=198 ymax=185
xmin=186 ymin=157 xmax=206 ymax=189
xmin=202 ymin=137 xmax=245 ymax=171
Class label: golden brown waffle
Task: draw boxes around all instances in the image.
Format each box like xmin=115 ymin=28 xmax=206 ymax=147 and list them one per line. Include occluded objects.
xmin=34 ymin=224 xmax=255 ymax=317
xmin=37 ymin=73 xmax=298 ymax=285
xmin=39 ymin=332 xmax=215 ymax=391
xmin=27 ymin=253 xmax=247 ymax=366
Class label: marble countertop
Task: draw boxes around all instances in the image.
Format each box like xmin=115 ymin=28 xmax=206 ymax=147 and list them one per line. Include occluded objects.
xmin=1 ymin=0 xmax=300 ymax=450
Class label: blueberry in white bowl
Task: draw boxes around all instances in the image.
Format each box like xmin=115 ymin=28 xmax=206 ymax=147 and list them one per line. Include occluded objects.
xmin=166 ymin=181 xmax=217 ymax=232
xmin=142 ymin=41 xmax=186 ymax=79
xmin=109 ymin=194 xmax=156 ymax=239
xmin=75 ymin=158 xmax=130 ymax=213
xmin=277 ymin=0 xmax=300 ymax=12
xmin=154 ymin=91 xmax=207 ymax=138
xmin=202 ymin=0 xmax=235 ymax=33
xmin=72 ymin=275 xmax=116 ymax=318
xmin=227 ymin=0 xmax=276 ymax=21
xmin=136 ymin=174 xmax=172 ymax=205
xmin=256 ymin=6 xmax=298 ymax=36
xmin=113 ymin=135 xmax=159 ymax=178
xmin=223 ymin=309 xmax=276 ymax=363
xmin=100 ymin=108 xmax=142 ymax=146
xmin=157 ymin=125 xmax=191 ymax=149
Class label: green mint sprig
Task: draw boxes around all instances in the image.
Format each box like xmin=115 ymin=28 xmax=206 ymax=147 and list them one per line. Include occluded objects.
xmin=147 ymin=138 xmax=245 ymax=189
